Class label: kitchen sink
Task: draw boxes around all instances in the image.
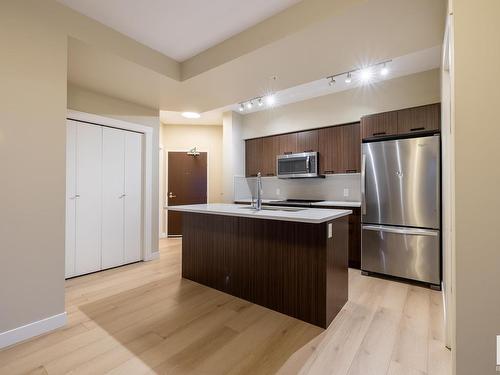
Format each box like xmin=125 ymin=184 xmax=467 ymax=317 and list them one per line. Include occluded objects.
xmin=239 ymin=206 xmax=305 ymax=212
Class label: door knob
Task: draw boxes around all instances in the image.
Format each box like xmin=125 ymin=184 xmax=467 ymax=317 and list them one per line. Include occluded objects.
xmin=168 ymin=192 xmax=176 ymax=198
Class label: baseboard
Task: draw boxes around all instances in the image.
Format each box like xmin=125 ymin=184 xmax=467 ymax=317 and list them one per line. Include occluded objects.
xmin=0 ymin=312 xmax=67 ymax=349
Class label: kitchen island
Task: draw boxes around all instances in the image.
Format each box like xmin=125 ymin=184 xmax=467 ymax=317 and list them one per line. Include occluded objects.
xmin=168 ymin=203 xmax=351 ymax=328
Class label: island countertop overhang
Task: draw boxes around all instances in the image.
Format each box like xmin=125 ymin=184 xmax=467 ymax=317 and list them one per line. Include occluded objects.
xmin=168 ymin=203 xmax=352 ymax=224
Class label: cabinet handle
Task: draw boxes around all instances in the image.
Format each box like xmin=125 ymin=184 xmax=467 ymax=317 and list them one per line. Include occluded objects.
xmin=373 ymin=132 xmax=386 ymax=136
xmin=346 ymin=169 xmax=357 ymax=173
xmin=324 ymin=170 xmax=335 ymax=174
xmin=410 ymin=127 xmax=426 ymax=132
xmin=283 ymin=152 xmax=293 ymax=155
xmin=303 ymin=149 xmax=313 ymax=152
xmin=265 ymin=173 xmax=275 ymax=176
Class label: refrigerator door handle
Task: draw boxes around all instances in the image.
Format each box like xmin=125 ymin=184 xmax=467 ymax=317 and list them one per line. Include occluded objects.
xmin=362 ymin=225 xmax=439 ymax=237
xmin=361 ymin=153 xmax=366 ymax=215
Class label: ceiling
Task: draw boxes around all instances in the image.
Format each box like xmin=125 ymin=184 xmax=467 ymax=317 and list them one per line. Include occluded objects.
xmin=57 ymin=0 xmax=302 ymax=62
xmin=160 ymin=46 xmax=441 ymax=125
xmin=66 ymin=0 xmax=446 ymax=121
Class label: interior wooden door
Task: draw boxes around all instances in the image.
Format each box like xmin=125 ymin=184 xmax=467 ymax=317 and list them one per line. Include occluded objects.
xmin=167 ymin=151 xmax=207 ymax=236
xmin=75 ymin=123 xmax=102 ymax=275
xmin=65 ymin=120 xmax=77 ymax=278
xmin=101 ymin=127 xmax=125 ymax=269
xmin=124 ymin=131 xmax=143 ymax=263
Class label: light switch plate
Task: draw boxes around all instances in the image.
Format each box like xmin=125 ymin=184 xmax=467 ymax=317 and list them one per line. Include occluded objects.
xmin=343 ymin=188 xmax=349 ymax=197
xmin=327 ymin=223 xmax=333 ymax=238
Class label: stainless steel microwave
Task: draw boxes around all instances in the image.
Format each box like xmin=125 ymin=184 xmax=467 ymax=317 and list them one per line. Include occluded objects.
xmin=277 ymin=151 xmax=319 ymax=178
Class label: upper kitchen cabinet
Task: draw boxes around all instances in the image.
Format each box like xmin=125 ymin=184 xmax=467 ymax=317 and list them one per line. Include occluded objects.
xmin=397 ymin=103 xmax=441 ymax=134
xmin=296 ymin=129 xmax=319 ymax=153
xmin=361 ymin=111 xmax=398 ymax=139
xmin=342 ymin=123 xmax=361 ymax=173
xmin=319 ymin=123 xmax=360 ymax=174
xmin=262 ymin=136 xmax=280 ymax=176
xmin=318 ymin=126 xmax=342 ymax=174
xmin=245 ymin=138 xmax=263 ymax=177
xmin=278 ymin=133 xmax=298 ymax=155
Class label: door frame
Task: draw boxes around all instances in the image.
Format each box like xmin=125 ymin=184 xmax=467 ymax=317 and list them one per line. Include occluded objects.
xmin=164 ymin=149 xmax=209 ymax=237
xmin=67 ymin=110 xmax=156 ymax=262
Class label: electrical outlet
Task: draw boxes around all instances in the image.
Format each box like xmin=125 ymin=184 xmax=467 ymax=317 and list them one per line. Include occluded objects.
xmin=276 ymin=188 xmax=281 ymax=196
xmin=343 ymin=188 xmax=349 ymax=197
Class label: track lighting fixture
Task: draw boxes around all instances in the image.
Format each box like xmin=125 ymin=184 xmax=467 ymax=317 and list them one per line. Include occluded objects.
xmin=325 ymin=59 xmax=391 ymax=87
xmin=258 ymin=98 xmax=263 ymax=106
xmin=380 ymin=63 xmax=389 ymax=76
xmin=239 ymin=103 xmax=244 ymax=111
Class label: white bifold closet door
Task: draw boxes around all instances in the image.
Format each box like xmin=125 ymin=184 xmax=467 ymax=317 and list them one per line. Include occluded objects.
xmin=66 ymin=120 xmax=142 ymax=278
xmin=66 ymin=121 xmax=102 ymax=277
xmin=101 ymin=127 xmax=142 ymax=269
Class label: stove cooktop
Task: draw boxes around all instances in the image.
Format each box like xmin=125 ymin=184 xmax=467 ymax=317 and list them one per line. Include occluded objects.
xmin=267 ymin=199 xmax=325 ymax=207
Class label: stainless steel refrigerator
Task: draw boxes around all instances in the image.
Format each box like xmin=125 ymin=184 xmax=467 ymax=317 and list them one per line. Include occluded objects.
xmin=361 ymin=134 xmax=441 ymax=287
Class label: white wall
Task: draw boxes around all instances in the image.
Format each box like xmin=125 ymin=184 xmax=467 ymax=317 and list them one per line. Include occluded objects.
xmin=235 ymin=174 xmax=361 ymax=202
xmin=222 ymin=112 xmax=245 ymax=202
xmin=241 ymin=69 xmax=440 ymax=139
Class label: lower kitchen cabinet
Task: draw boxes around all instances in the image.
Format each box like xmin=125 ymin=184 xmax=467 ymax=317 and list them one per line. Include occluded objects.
xmin=315 ymin=206 xmax=361 ymax=269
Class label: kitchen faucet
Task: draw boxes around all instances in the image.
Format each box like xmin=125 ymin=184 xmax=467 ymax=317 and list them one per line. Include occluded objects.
xmin=255 ymin=172 xmax=263 ymax=210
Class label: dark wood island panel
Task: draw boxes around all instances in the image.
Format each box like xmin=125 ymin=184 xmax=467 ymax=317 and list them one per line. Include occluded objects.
xmin=181 ymin=212 xmax=349 ymax=328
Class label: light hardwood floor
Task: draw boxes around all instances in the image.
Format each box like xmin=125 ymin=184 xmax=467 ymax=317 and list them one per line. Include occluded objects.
xmin=0 ymin=238 xmax=451 ymax=375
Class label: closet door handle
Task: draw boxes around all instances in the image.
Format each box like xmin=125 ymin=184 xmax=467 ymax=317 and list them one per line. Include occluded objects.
xmin=69 ymin=194 xmax=80 ymax=200
xmin=119 ymin=193 xmax=126 ymax=199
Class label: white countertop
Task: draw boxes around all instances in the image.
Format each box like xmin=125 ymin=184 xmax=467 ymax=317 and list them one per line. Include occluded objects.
xmin=311 ymin=200 xmax=361 ymax=208
xmin=234 ymin=199 xmax=361 ymax=208
xmin=168 ymin=203 xmax=352 ymax=224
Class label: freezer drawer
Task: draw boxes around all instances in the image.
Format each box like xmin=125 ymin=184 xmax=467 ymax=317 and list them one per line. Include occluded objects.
xmin=362 ymin=225 xmax=440 ymax=285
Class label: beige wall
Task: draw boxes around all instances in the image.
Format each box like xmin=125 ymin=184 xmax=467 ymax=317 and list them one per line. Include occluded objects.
xmin=0 ymin=1 xmax=67 ymax=333
xmin=241 ymin=69 xmax=441 ymax=139
xmin=67 ymin=84 xmax=161 ymax=254
xmin=160 ymin=124 xmax=223 ymax=234
xmin=453 ymin=0 xmax=500 ymax=374
xmin=0 ymin=0 xmax=166 ymax=338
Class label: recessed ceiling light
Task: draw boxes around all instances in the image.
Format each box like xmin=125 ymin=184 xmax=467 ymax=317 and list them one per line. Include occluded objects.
xmin=182 ymin=112 xmax=201 ymax=119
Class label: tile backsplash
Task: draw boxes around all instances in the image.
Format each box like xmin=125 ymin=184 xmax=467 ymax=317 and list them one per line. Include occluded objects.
xmin=234 ymin=174 xmax=361 ymax=202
